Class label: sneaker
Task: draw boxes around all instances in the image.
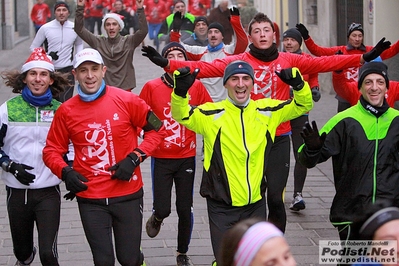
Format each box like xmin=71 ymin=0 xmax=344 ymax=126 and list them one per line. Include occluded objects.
xmin=15 ymin=246 xmax=36 ymax=266
xmin=176 ymin=254 xmax=193 ymax=266
xmin=289 ymin=193 xmax=306 ymax=211
xmin=146 ymin=214 xmax=163 ymax=238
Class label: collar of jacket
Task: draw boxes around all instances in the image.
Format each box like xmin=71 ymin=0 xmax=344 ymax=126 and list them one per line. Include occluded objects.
xmin=346 ymin=43 xmax=366 ymax=51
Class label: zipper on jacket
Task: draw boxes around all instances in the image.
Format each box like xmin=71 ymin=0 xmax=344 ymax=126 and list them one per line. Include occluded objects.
xmin=372 ymin=118 xmax=379 ymax=203
xmin=24 ymin=189 xmax=28 ymax=205
xmin=240 ymin=109 xmax=251 ymax=205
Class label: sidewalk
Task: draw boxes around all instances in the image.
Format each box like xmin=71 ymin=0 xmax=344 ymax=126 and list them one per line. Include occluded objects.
xmin=0 ymin=37 xmax=338 ymax=266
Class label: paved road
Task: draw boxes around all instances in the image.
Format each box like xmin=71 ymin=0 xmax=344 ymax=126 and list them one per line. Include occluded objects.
xmin=0 ymin=37 xmax=339 ymax=266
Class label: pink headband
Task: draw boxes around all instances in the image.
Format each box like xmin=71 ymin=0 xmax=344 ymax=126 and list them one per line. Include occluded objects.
xmin=234 ymin=222 xmax=283 ymax=266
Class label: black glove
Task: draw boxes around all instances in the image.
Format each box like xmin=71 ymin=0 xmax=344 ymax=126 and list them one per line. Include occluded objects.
xmin=363 ymin=37 xmax=391 ymax=62
xmin=311 ymin=87 xmax=321 ymax=102
xmin=141 ymin=46 xmax=169 ymax=68
xmin=296 ymin=23 xmax=309 ymax=40
xmin=229 ymin=6 xmax=240 ymax=16
xmin=300 ymin=121 xmax=326 ymax=151
xmin=108 ymin=150 xmax=142 ymax=181
xmin=63 ymin=192 xmax=76 ymax=201
xmin=172 ymin=11 xmax=183 ymax=31
xmin=62 ymin=166 xmax=88 ymax=194
xmin=173 ymin=67 xmax=200 ymax=97
xmin=0 ymin=123 xmax=7 ymax=146
xmin=275 ymin=67 xmax=304 ymax=90
xmin=8 ymin=161 xmax=35 ymax=186
xmin=48 ymin=51 xmax=59 ymax=61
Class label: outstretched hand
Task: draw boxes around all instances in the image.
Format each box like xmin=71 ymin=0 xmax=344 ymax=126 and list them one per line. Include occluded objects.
xmin=363 ymin=37 xmax=391 ymax=62
xmin=141 ymin=46 xmax=169 ymax=68
xmin=275 ymin=67 xmax=304 ymax=90
xmin=300 ymin=121 xmax=326 ymax=150
xmin=173 ymin=67 xmax=200 ymax=97
xmin=296 ymin=23 xmax=309 ymax=40
xmin=229 ymin=7 xmax=240 ymax=16
xmin=172 ymin=11 xmax=183 ymax=31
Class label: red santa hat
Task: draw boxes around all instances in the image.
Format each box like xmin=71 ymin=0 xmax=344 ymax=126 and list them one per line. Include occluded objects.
xmin=21 ymin=48 xmax=54 ymax=73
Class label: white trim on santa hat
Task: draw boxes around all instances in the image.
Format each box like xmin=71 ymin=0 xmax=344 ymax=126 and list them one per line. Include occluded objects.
xmin=21 ymin=48 xmax=54 ymax=73
xmin=102 ymin=13 xmax=125 ymax=37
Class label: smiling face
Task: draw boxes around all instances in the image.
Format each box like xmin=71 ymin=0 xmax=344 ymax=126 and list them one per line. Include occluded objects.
xmin=224 ymin=73 xmax=253 ymax=104
xmin=359 ymin=73 xmax=388 ymax=107
xmin=248 ymin=21 xmax=275 ymax=50
xmin=104 ymin=18 xmax=120 ymax=39
xmin=23 ymin=68 xmax=54 ymax=96
xmin=194 ymin=21 xmax=208 ymax=39
xmin=72 ymin=61 xmax=106 ymax=94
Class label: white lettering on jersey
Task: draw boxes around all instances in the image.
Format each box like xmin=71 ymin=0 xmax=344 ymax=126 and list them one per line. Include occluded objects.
xmin=253 ymin=64 xmax=279 ymax=99
xmin=163 ymin=103 xmax=185 ymax=148
xmin=83 ymin=122 xmax=112 ymax=176
xmin=345 ymin=66 xmax=359 ymax=82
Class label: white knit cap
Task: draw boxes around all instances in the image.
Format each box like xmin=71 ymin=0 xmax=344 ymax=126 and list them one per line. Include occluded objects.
xmin=21 ymin=48 xmax=54 ymax=73
xmin=102 ymin=13 xmax=125 ymax=37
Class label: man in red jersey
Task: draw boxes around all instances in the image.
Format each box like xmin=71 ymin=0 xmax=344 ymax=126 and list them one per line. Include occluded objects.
xmin=297 ymin=22 xmax=399 ymax=112
xmin=140 ymin=42 xmax=212 ymax=266
xmin=43 ymin=48 xmax=166 ymax=266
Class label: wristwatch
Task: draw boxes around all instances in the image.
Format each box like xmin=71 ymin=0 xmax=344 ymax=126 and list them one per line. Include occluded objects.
xmin=1 ymin=159 xmax=11 ymax=172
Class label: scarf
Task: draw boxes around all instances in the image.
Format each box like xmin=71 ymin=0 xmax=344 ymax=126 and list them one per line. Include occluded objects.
xmin=359 ymin=95 xmax=389 ymax=118
xmin=207 ymin=42 xmax=224 ymax=53
xmin=248 ymin=43 xmax=279 ymax=62
xmin=21 ymin=86 xmax=52 ymax=107
xmin=161 ymin=73 xmax=174 ymax=88
xmin=78 ymin=80 xmax=106 ymax=102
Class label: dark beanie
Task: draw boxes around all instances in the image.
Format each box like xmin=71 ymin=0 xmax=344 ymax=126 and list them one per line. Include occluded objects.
xmin=283 ymin=28 xmax=302 ymax=46
xmin=54 ymin=1 xmax=70 ymax=12
xmin=358 ymin=61 xmax=389 ymax=89
xmin=194 ymin=16 xmax=208 ymax=27
xmin=208 ymin=22 xmax=224 ymax=36
xmin=347 ymin=22 xmax=364 ymax=37
xmin=161 ymin=42 xmax=188 ymax=60
xmin=223 ymin=61 xmax=254 ymax=85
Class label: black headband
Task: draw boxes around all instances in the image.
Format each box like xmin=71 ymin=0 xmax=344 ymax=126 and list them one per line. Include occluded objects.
xmin=359 ymin=207 xmax=399 ymax=239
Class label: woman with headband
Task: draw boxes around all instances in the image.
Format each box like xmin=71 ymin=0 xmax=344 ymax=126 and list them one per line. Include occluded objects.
xmin=352 ymin=200 xmax=399 ymax=266
xmin=219 ymin=219 xmax=296 ymax=266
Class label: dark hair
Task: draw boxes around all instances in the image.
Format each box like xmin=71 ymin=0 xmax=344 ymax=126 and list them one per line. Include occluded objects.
xmin=1 ymin=69 xmax=70 ymax=98
xmin=248 ymin=13 xmax=275 ymax=35
xmin=351 ymin=199 xmax=396 ymax=240
xmin=219 ymin=218 xmax=263 ymax=266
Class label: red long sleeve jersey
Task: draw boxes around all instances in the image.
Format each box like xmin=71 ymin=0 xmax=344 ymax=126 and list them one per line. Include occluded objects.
xmin=43 ymin=86 xmax=165 ymax=199
xmin=333 ymin=71 xmax=399 ymax=108
xmin=140 ymin=77 xmax=212 ymax=158
xmin=167 ymin=51 xmax=360 ymax=135
xmin=30 ymin=3 xmax=51 ymax=26
xmin=304 ymin=37 xmax=399 ymax=83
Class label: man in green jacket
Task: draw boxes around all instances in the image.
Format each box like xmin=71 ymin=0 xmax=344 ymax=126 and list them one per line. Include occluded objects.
xmin=170 ymin=61 xmax=313 ymax=265
xmin=298 ymin=61 xmax=399 ymax=241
